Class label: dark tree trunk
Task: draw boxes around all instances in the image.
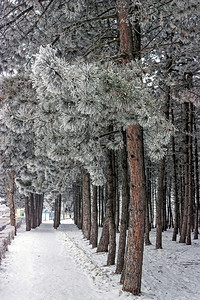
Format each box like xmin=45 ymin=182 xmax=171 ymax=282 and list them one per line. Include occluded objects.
xmin=6 ymin=170 xmax=16 ymax=235
xmin=106 ymin=149 xmax=116 ymax=266
xmin=186 ymin=103 xmax=193 ymax=245
xmin=115 ymin=152 xmax=120 ymax=233
xmin=101 ymin=186 xmax=105 ymax=226
xmin=145 ymin=161 xmax=152 ymax=245
xmin=156 ymin=158 xmax=165 ymax=249
xmin=53 ymin=197 xmax=59 ymax=229
xmin=116 ymin=131 xmax=129 ymax=274
xmin=172 ymin=107 xmax=180 ymax=240
xmin=58 ymin=194 xmax=62 ymax=225
xmin=30 ymin=193 xmax=35 ymax=229
xmin=25 ymin=196 xmax=31 ymax=231
xmin=180 ymin=103 xmax=190 ymax=243
xmin=82 ymin=170 xmax=91 ymax=240
xmin=194 ymin=109 xmax=199 ymax=239
xmin=90 ymin=185 xmax=98 ymax=248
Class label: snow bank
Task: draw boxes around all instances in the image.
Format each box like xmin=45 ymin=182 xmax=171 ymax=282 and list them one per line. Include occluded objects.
xmin=0 ymin=218 xmax=23 ymax=263
xmin=59 ymin=220 xmax=200 ymax=300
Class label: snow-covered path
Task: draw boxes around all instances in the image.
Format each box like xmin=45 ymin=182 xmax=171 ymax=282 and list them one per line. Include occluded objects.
xmin=0 ymin=223 xmax=107 ymax=300
xmin=0 ymin=220 xmax=200 ymax=300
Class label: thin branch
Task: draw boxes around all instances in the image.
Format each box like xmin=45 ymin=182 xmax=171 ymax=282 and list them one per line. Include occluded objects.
xmin=0 ymin=6 xmax=34 ymax=31
xmin=83 ymin=38 xmax=119 ymax=57
xmin=52 ymin=13 xmax=117 ymax=46
xmin=25 ymin=0 xmax=55 ymax=36
xmin=134 ymin=41 xmax=181 ymax=55
xmin=99 ymin=130 xmax=120 ymax=138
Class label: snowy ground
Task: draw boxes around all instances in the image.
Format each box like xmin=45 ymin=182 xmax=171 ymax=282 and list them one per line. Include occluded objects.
xmin=0 ymin=219 xmax=199 ymax=300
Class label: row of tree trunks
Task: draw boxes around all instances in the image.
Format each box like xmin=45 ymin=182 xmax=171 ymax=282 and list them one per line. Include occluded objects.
xmin=25 ymin=193 xmax=43 ymax=231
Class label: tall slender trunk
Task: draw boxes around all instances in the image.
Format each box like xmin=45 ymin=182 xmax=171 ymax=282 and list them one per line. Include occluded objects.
xmin=156 ymin=55 xmax=171 ymax=248
xmin=58 ymin=194 xmax=62 ymax=225
xmin=30 ymin=192 xmax=35 ymax=229
xmin=116 ymin=131 xmax=129 ymax=274
xmin=172 ymin=107 xmax=180 ymax=240
xmin=90 ymin=185 xmax=98 ymax=248
xmin=145 ymin=161 xmax=152 ymax=245
xmin=186 ymin=103 xmax=193 ymax=245
xmin=117 ymin=0 xmax=146 ymax=295
xmin=82 ymin=170 xmax=91 ymax=240
xmin=54 ymin=196 xmax=60 ymax=229
xmin=106 ymin=149 xmax=116 ymax=266
xmin=156 ymin=158 xmax=165 ymax=249
xmin=194 ymin=109 xmax=199 ymax=239
xmin=25 ymin=196 xmax=31 ymax=231
xmin=180 ymin=103 xmax=190 ymax=243
xmin=6 ymin=170 xmax=16 ymax=235
xmin=115 ymin=152 xmax=120 ymax=233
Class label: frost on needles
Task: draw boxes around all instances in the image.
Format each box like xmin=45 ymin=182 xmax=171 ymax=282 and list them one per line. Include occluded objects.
xmin=30 ymin=45 xmax=175 ymax=183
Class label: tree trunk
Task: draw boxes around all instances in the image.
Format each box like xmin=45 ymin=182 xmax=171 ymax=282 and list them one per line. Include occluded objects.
xmin=116 ymin=131 xmax=129 ymax=274
xmin=122 ymin=124 xmax=146 ymax=294
xmin=82 ymin=170 xmax=91 ymax=240
xmin=90 ymin=185 xmax=98 ymax=248
xmin=30 ymin=193 xmax=35 ymax=229
xmin=117 ymin=0 xmax=146 ymax=295
xmin=172 ymin=107 xmax=180 ymax=241
xmin=6 ymin=170 xmax=16 ymax=235
xmin=53 ymin=197 xmax=59 ymax=229
xmin=58 ymin=194 xmax=62 ymax=225
xmin=194 ymin=109 xmax=199 ymax=239
xmin=106 ymin=149 xmax=116 ymax=266
xmin=145 ymin=161 xmax=152 ymax=245
xmin=180 ymin=103 xmax=190 ymax=243
xmin=25 ymin=196 xmax=31 ymax=231
xmin=156 ymin=158 xmax=165 ymax=249
xmin=186 ymin=103 xmax=193 ymax=245
xmin=97 ymin=217 xmax=109 ymax=252
xmin=115 ymin=152 xmax=120 ymax=233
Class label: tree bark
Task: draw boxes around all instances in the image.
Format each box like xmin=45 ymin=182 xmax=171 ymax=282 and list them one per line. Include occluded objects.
xmin=115 ymin=152 xmax=120 ymax=233
xmin=106 ymin=149 xmax=116 ymax=266
xmin=117 ymin=0 xmax=146 ymax=294
xmin=186 ymin=103 xmax=193 ymax=245
xmin=25 ymin=196 xmax=31 ymax=231
xmin=90 ymin=185 xmax=98 ymax=248
xmin=58 ymin=194 xmax=62 ymax=225
xmin=172 ymin=107 xmax=180 ymax=241
xmin=116 ymin=131 xmax=129 ymax=274
xmin=6 ymin=170 xmax=16 ymax=235
xmin=180 ymin=103 xmax=190 ymax=243
xmin=145 ymin=161 xmax=152 ymax=245
xmin=82 ymin=170 xmax=91 ymax=240
xmin=156 ymin=158 xmax=165 ymax=249
xmin=122 ymin=124 xmax=146 ymax=294
xmin=53 ymin=197 xmax=59 ymax=229
xmin=194 ymin=109 xmax=199 ymax=239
